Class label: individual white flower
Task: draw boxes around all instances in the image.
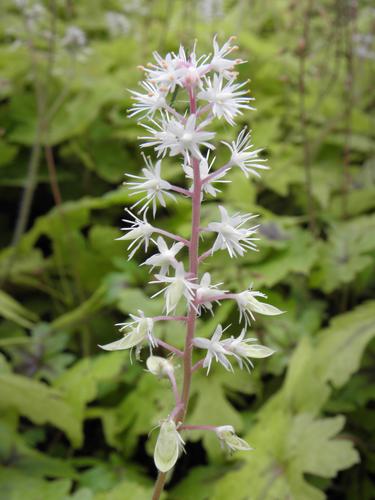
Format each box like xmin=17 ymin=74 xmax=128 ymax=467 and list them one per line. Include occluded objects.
xmin=154 ymin=420 xmax=185 ymax=473
xmin=222 ymin=329 xmax=274 ymax=370
xmin=106 ymin=11 xmax=130 ymax=37
xmin=62 ymin=26 xmax=87 ymax=50
xmin=146 ymin=355 xmax=174 ymax=378
xmin=207 ymin=205 xmax=259 ymax=258
xmin=140 ymin=113 xmax=215 ymax=160
xmin=234 ymin=285 xmax=284 ymax=327
xmin=210 ymin=36 xmax=243 ymax=79
xmin=126 ymin=155 xmax=175 ymax=217
xmin=143 ymin=236 xmax=184 ymax=275
xmin=215 ymin=425 xmax=252 ymax=453
xmin=151 ymin=262 xmax=196 ymax=314
xmin=99 ymin=310 xmax=155 ymax=358
xmin=117 ymin=209 xmax=154 ymax=258
xmin=222 ymin=128 xmax=269 ymax=178
xmin=143 ymin=51 xmax=185 ymax=93
xmin=174 ymin=44 xmax=209 ymax=87
xmin=193 ymin=324 xmax=233 ymax=374
xmin=183 ymin=151 xmax=229 ymax=197
xmin=195 ymin=272 xmax=227 ymax=315
xmin=128 ymin=81 xmax=167 ymax=119
xmin=198 ymin=75 xmax=254 ymax=125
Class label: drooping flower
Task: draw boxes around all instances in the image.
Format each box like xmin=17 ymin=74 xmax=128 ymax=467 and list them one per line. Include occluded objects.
xmin=154 ymin=420 xmax=185 ymax=472
xmin=222 ymin=329 xmax=274 ymax=370
xmin=183 ymin=151 xmax=229 ymax=198
xmin=193 ymin=324 xmax=233 ymax=374
xmin=146 ymin=355 xmax=174 ymax=378
xmin=99 ymin=310 xmax=155 ymax=358
xmin=198 ymin=74 xmax=254 ymax=125
xmin=222 ymin=128 xmax=269 ymax=178
xmin=151 ymin=262 xmax=196 ymax=313
xmin=126 ymin=155 xmax=175 ymax=216
xmin=140 ymin=113 xmax=215 ymax=160
xmin=195 ymin=272 xmax=227 ymax=314
xmin=207 ymin=205 xmax=259 ymax=258
xmin=128 ymin=81 xmax=167 ymax=119
xmin=143 ymin=236 xmax=184 ymax=275
xmin=215 ymin=425 xmax=252 ymax=452
xmin=117 ymin=209 xmax=154 ymax=258
xmin=234 ymin=285 xmax=284 ymax=327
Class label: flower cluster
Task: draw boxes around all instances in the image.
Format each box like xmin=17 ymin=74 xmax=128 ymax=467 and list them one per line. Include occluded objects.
xmin=100 ymin=37 xmax=283 ymax=491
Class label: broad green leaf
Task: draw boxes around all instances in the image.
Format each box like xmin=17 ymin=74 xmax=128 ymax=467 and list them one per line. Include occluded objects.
xmin=0 ymin=373 xmax=81 ymax=446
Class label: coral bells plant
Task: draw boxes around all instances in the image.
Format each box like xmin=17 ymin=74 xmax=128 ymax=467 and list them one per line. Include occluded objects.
xmin=100 ymin=36 xmax=283 ymax=499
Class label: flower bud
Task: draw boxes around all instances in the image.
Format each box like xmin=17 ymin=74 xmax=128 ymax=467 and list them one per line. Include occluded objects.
xmin=146 ymin=356 xmax=174 ymax=378
xmin=154 ymin=420 xmax=185 ymax=472
xmin=215 ymin=425 xmax=252 ymax=452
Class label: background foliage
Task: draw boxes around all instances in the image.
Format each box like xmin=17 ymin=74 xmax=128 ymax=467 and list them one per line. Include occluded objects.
xmin=0 ymin=0 xmax=374 ymax=499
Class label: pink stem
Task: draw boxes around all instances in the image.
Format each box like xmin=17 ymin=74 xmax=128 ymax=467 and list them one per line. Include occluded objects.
xmin=198 ymin=249 xmax=212 ymax=262
xmin=154 ymin=316 xmax=187 ymax=322
xmin=180 ymin=424 xmax=217 ymax=432
xmin=155 ymin=339 xmax=184 ymax=357
xmin=177 ymin=88 xmax=200 ymax=421
xmin=154 ymin=228 xmax=190 ymax=246
xmin=169 ymin=184 xmax=192 ymax=197
xmin=167 ymin=371 xmax=181 ymax=404
xmin=202 ymin=161 xmax=232 ymax=184
xmin=192 ymin=359 xmax=205 ymax=372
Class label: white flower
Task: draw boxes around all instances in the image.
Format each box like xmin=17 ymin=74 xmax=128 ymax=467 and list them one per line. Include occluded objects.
xmin=146 ymin=355 xmax=174 ymax=378
xmin=143 ymin=51 xmax=185 ymax=93
xmin=106 ymin=11 xmax=130 ymax=37
xmin=143 ymin=237 xmax=184 ymax=276
xmin=151 ymin=262 xmax=196 ymax=313
xmin=215 ymin=425 xmax=252 ymax=453
xmin=154 ymin=420 xmax=185 ymax=473
xmin=140 ymin=113 xmax=215 ymax=160
xmin=126 ymin=155 xmax=175 ymax=217
xmin=193 ymin=324 xmax=233 ymax=374
xmin=117 ymin=209 xmax=154 ymax=258
xmin=62 ymin=26 xmax=87 ymax=50
xmin=129 ymin=81 xmax=167 ymax=119
xmin=222 ymin=329 xmax=274 ymax=370
xmin=195 ymin=272 xmax=227 ymax=314
xmin=235 ymin=285 xmax=284 ymax=327
xmin=222 ymin=128 xmax=268 ymax=178
xmin=183 ymin=151 xmax=228 ymax=197
xmin=198 ymin=75 xmax=254 ymax=125
xmin=207 ymin=205 xmax=259 ymax=258
xmin=99 ymin=310 xmax=155 ymax=358
xmin=210 ymin=36 xmax=242 ymax=78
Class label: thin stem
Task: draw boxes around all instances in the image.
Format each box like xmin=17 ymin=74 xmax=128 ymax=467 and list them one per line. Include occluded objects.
xmin=298 ymin=0 xmax=317 ymax=236
xmin=180 ymin=424 xmax=216 ymax=432
xmin=167 ymin=371 xmax=181 ymax=404
xmin=169 ymin=184 xmax=192 ymax=197
xmin=198 ymin=249 xmax=212 ymax=263
xmin=179 ymin=89 xmax=201 ymax=421
xmin=154 ymin=315 xmax=188 ymax=322
xmin=152 ymin=473 xmax=167 ymax=500
xmin=202 ymin=161 xmax=231 ymax=184
xmin=154 ymin=228 xmax=190 ymax=247
xmin=192 ymin=359 xmax=205 ymax=372
xmin=155 ymin=339 xmax=184 ymax=357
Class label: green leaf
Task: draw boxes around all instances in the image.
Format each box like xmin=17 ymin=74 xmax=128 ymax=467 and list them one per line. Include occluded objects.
xmin=0 ymin=373 xmax=81 ymax=446
xmin=0 ymin=290 xmax=38 ymax=328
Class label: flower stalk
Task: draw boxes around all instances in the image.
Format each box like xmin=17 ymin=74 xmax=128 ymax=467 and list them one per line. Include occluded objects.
xmin=99 ymin=36 xmax=284 ymax=500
